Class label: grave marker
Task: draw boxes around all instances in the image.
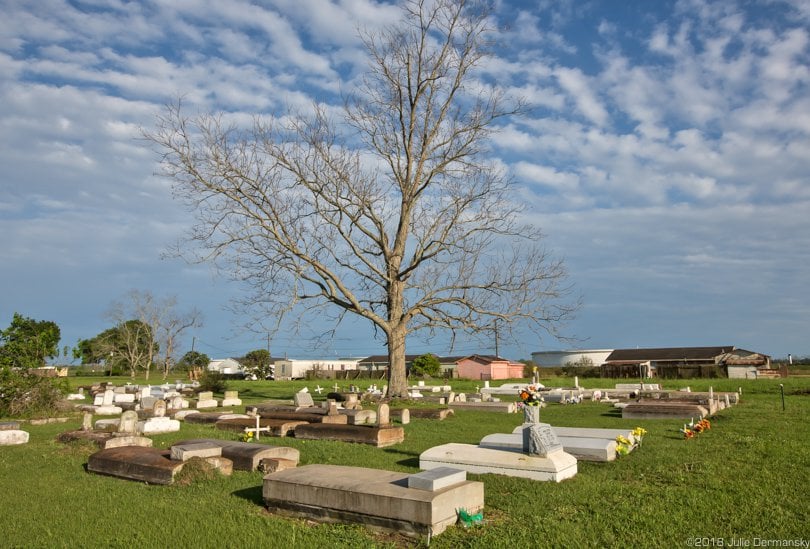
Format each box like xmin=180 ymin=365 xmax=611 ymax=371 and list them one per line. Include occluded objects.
xmin=294 ymin=391 xmax=315 ymax=408
xmin=377 ymin=403 xmax=390 ymax=426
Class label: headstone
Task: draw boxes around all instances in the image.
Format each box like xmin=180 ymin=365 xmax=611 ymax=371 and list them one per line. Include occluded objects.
xmin=118 ymin=410 xmax=139 ymax=434
xmin=114 ymin=393 xmax=135 ymax=403
xmin=399 ymin=408 xmax=410 ymax=425
xmin=294 ymin=391 xmax=315 ymax=408
xmin=170 ymin=395 xmax=189 ymax=410
xmin=523 ymin=423 xmax=564 ymax=457
xmin=81 ymin=412 xmax=93 ymax=431
xmin=153 ymin=400 xmax=167 ymax=418
xmin=327 ymin=401 xmax=339 ymax=416
xmin=377 ymin=403 xmax=390 ymax=426
xmin=196 ymin=391 xmax=219 ymax=409
xmin=93 ymin=394 xmax=104 ymax=406
xmin=222 ymin=391 xmax=242 ymax=407
xmin=102 ymin=390 xmax=115 ymax=405
xmin=141 ymin=396 xmax=158 ymax=411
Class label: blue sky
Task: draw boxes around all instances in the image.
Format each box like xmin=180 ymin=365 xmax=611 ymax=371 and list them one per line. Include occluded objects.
xmin=1 ymin=0 xmax=808 ymax=362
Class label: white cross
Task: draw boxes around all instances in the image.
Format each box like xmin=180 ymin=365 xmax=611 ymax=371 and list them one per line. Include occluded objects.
xmin=314 ymin=385 xmax=324 ymax=394
xmin=333 ymin=383 xmax=340 ymax=392
xmin=243 ymin=415 xmax=271 ymax=440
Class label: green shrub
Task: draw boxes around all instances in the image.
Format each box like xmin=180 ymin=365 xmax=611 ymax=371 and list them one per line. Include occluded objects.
xmin=0 ymin=369 xmax=68 ymax=418
xmin=197 ymin=369 xmax=227 ymax=394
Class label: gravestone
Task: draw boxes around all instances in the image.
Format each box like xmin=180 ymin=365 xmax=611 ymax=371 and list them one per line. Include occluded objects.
xmin=118 ymin=411 xmax=139 ymax=434
xmin=398 ymin=408 xmax=410 ymax=425
xmin=141 ymin=396 xmax=158 ymax=411
xmin=222 ymin=391 xmax=242 ymax=407
xmin=169 ymin=395 xmax=189 ymax=410
xmin=377 ymin=403 xmax=390 ymax=426
xmin=294 ymin=391 xmax=315 ymax=408
xmin=102 ymin=390 xmax=115 ymax=405
xmin=81 ymin=411 xmax=94 ymax=431
xmin=523 ymin=423 xmax=564 ymax=457
xmin=196 ymin=391 xmax=219 ymax=409
xmin=153 ymin=400 xmax=167 ymax=417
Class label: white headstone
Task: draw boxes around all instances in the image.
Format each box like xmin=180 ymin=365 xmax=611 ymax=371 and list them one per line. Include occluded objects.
xmin=377 ymin=403 xmax=390 ymax=426
xmin=118 ymin=410 xmax=139 ymax=434
xmin=294 ymin=391 xmax=315 ymax=407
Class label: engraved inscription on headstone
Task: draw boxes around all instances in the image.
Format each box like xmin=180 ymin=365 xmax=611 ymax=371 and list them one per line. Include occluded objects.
xmin=522 ymin=423 xmax=563 ymax=456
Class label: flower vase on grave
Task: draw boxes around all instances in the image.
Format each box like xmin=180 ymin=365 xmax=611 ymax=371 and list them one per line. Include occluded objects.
xmin=523 ymin=404 xmax=540 ymax=424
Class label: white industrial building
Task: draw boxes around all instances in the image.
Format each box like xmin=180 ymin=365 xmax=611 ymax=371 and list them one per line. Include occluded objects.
xmin=531 ymin=349 xmax=614 ymax=368
xmin=274 ymin=357 xmax=361 ymax=380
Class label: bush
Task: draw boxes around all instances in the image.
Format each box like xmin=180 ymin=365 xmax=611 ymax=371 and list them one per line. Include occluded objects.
xmin=0 ymin=369 xmax=68 ymax=418
xmin=410 ymin=354 xmax=441 ymax=377
xmin=197 ymin=370 xmax=227 ymax=394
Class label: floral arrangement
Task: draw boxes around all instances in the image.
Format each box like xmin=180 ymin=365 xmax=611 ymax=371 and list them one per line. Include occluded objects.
xmin=681 ymin=418 xmax=711 ymax=439
xmin=615 ymin=426 xmax=647 ymax=456
xmin=518 ymin=385 xmax=544 ymax=407
xmin=240 ymin=430 xmax=255 ymax=443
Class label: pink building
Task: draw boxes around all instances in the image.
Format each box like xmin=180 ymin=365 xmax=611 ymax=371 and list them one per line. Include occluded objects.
xmin=455 ymin=355 xmax=525 ymax=380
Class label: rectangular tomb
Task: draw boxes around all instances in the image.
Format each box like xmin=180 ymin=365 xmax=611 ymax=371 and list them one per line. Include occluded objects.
xmin=263 ymin=464 xmax=483 ymax=539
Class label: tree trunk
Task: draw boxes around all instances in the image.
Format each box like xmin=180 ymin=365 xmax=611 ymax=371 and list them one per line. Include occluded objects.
xmin=386 ymin=323 xmax=408 ymax=398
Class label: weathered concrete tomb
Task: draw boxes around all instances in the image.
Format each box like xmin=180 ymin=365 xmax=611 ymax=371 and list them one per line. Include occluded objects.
xmin=172 ymin=438 xmax=300 ymax=472
xmin=86 ymin=446 xmax=232 ymax=485
xmin=263 ymin=464 xmax=483 ymax=540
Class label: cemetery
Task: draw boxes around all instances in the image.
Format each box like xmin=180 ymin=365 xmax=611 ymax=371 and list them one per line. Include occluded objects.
xmin=0 ymin=375 xmax=807 ymax=547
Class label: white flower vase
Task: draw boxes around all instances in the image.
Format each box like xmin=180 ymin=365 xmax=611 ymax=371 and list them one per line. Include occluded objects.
xmin=523 ymin=405 xmax=540 ymax=424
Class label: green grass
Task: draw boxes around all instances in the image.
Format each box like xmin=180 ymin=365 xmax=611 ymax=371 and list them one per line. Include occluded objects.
xmin=1 ymin=377 xmax=808 ymax=548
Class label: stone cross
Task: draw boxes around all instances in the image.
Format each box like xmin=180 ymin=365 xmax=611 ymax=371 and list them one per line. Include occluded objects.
xmin=333 ymin=383 xmax=340 ymax=392
xmin=244 ymin=415 xmax=270 ymax=440
xmin=314 ymin=385 xmax=324 ymax=394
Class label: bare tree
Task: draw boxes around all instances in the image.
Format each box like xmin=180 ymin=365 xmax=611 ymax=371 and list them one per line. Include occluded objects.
xmin=108 ymin=290 xmax=201 ymax=380
xmin=157 ymin=301 xmax=203 ymax=380
xmin=146 ymin=0 xmax=575 ymax=398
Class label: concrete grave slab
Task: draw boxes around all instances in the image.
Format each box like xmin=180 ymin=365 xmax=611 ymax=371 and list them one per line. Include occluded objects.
xmin=182 ymin=412 xmax=240 ymax=424
xmin=448 ymin=401 xmax=516 ymax=413
xmin=137 ymin=417 xmax=181 ymax=435
xmin=0 ymin=430 xmax=29 ymax=445
xmin=214 ymin=417 xmax=307 ymax=437
xmin=0 ymin=421 xmax=21 ymax=431
xmin=399 ymin=408 xmax=454 ymax=420
xmin=172 ymin=438 xmax=300 ymax=471
xmin=263 ymin=464 xmax=484 ymax=540
xmin=87 ymin=446 xmax=231 ymax=484
xmin=483 ymin=433 xmax=618 ymax=462
xmin=420 ymin=443 xmax=577 ymax=482
xmin=293 ymin=423 xmax=405 ymax=447
xmin=170 ymin=441 xmax=222 ymax=461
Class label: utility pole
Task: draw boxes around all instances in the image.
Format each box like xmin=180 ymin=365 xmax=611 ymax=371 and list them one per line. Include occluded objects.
xmin=494 ymin=319 xmax=500 ymax=358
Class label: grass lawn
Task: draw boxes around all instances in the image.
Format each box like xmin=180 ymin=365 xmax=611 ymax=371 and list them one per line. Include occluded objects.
xmin=1 ymin=376 xmax=808 ymax=548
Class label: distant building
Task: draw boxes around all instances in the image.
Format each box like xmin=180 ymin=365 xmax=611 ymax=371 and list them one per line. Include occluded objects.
xmin=207 ymin=358 xmax=246 ymax=377
xmin=531 ymin=349 xmax=614 ymax=368
xmin=601 ymin=346 xmax=771 ymax=378
xmin=274 ymin=358 xmax=361 ymax=380
xmin=455 ymin=355 xmax=525 ymax=381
